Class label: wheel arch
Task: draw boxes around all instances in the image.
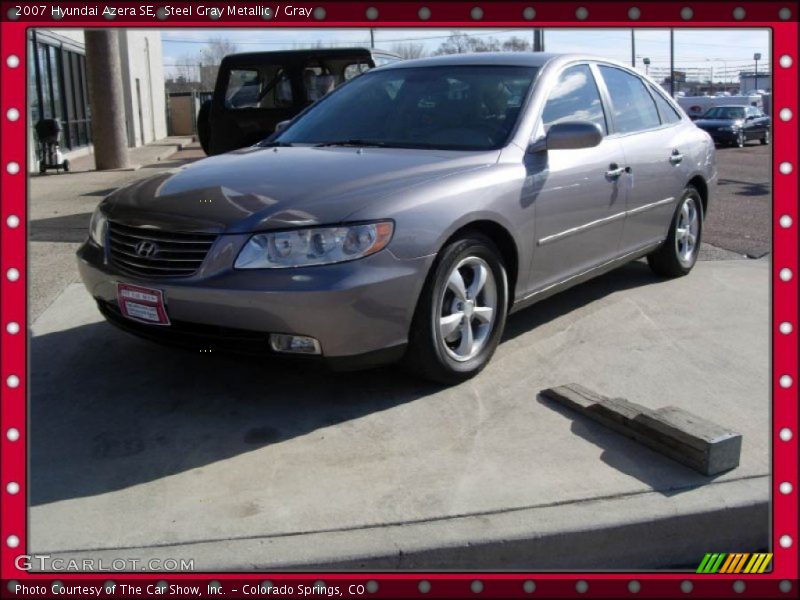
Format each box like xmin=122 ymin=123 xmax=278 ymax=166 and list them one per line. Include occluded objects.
xmin=437 ymin=219 xmax=520 ymax=309
xmin=687 ymin=174 xmax=708 ymax=217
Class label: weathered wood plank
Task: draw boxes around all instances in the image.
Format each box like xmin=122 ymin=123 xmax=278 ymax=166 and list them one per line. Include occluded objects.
xmin=540 ymin=384 xmax=742 ymax=476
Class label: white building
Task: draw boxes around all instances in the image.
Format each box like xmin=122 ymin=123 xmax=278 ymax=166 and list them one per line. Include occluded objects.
xmin=739 ymin=71 xmax=771 ymax=94
xmin=27 ymin=29 xmax=167 ymax=172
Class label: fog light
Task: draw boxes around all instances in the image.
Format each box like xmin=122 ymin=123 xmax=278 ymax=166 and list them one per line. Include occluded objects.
xmin=269 ymin=334 xmax=321 ymax=355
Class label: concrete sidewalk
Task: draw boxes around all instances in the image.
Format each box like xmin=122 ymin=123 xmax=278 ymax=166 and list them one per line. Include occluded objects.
xmin=54 ymin=136 xmax=194 ymax=174
xmin=29 ymin=258 xmax=770 ymax=570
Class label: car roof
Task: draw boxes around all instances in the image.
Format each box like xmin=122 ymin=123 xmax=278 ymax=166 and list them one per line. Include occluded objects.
xmin=706 ymin=105 xmax=749 ymax=109
xmin=378 ymin=52 xmax=621 ymax=69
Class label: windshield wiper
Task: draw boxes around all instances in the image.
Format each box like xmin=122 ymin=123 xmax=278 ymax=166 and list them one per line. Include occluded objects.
xmin=313 ymin=139 xmax=390 ymax=148
xmin=258 ymin=140 xmax=294 ymax=148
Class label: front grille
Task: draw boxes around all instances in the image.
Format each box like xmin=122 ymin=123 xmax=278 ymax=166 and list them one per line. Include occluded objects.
xmin=108 ymin=222 xmax=217 ymax=278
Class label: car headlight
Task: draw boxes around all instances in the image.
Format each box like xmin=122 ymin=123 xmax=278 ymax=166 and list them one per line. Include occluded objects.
xmin=89 ymin=207 xmax=108 ymax=247
xmin=235 ymin=221 xmax=394 ymax=269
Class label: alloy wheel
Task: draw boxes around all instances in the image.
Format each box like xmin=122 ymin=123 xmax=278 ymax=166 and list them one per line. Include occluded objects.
xmin=675 ymin=196 xmax=700 ymax=266
xmin=437 ymin=256 xmax=498 ymax=362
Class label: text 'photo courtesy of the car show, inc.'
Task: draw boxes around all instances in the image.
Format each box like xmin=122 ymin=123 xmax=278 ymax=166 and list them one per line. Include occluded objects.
xmin=0 ymin=1 xmax=797 ymax=600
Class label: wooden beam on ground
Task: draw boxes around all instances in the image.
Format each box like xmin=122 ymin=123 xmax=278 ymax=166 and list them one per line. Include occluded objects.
xmin=540 ymin=383 xmax=742 ymax=476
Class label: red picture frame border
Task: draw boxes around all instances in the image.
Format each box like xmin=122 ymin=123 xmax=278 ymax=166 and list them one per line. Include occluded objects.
xmin=1 ymin=2 xmax=797 ymax=597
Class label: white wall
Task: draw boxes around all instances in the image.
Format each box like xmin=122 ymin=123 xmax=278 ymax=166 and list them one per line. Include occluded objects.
xmin=119 ymin=31 xmax=167 ymax=147
xmin=29 ymin=29 xmax=168 ymax=171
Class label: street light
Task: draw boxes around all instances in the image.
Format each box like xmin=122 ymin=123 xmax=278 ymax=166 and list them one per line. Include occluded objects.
xmin=754 ymin=52 xmax=761 ymax=92
xmin=643 ymin=57 xmax=650 ymax=75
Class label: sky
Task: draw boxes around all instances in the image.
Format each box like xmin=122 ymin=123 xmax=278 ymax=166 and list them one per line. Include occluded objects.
xmin=161 ymin=28 xmax=770 ymax=83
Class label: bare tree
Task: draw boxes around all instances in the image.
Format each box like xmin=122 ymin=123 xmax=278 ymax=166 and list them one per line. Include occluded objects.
xmin=502 ymin=36 xmax=532 ymax=52
xmin=198 ymin=37 xmax=239 ymax=90
xmin=434 ymin=32 xmax=501 ymax=55
xmin=390 ymin=43 xmax=426 ymax=60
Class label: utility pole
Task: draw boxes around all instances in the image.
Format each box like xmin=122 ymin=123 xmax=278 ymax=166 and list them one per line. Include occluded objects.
xmin=84 ymin=30 xmax=130 ymax=170
xmin=631 ymin=30 xmax=636 ymax=68
xmin=532 ymin=29 xmax=544 ymax=52
xmin=370 ymin=28 xmax=375 ymax=49
xmin=753 ymin=52 xmax=761 ymax=91
xmin=669 ymin=29 xmax=675 ymax=96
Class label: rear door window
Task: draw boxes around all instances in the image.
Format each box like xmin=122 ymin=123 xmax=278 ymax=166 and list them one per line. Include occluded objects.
xmin=598 ymin=66 xmax=661 ymax=134
xmin=649 ymin=85 xmax=682 ymax=124
xmin=224 ymin=67 xmax=292 ymax=109
xmin=344 ymin=62 xmax=371 ymax=80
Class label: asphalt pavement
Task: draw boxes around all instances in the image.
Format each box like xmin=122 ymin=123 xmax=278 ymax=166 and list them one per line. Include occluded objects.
xmin=703 ymin=142 xmax=771 ymax=258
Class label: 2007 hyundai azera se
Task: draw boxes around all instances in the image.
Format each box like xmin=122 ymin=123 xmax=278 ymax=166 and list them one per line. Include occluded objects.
xmin=78 ymin=53 xmax=717 ymax=383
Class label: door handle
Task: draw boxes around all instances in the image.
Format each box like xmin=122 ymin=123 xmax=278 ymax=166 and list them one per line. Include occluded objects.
xmin=605 ymin=164 xmax=627 ymax=179
xmin=669 ymin=150 xmax=684 ymax=165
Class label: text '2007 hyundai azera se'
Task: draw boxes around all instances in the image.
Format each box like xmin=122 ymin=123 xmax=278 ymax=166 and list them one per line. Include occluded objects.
xmin=78 ymin=53 xmax=717 ymax=384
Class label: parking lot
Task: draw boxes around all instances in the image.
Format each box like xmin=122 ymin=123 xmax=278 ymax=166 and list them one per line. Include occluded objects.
xmin=703 ymin=142 xmax=771 ymax=258
xmin=27 ymin=140 xmax=771 ymax=570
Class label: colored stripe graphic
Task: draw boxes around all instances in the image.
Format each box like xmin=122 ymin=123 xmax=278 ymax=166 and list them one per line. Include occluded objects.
xmin=697 ymin=553 xmax=714 ymax=573
xmin=732 ymin=553 xmax=750 ymax=573
xmin=720 ymin=554 xmax=736 ymax=573
xmin=699 ymin=553 xmax=773 ymax=574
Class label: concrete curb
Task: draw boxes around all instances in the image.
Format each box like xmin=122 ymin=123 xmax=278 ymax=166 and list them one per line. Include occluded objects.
xmin=39 ymin=476 xmax=768 ymax=571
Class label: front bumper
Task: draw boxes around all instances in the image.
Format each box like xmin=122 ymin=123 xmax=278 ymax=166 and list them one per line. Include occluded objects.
xmin=699 ymin=128 xmax=740 ymax=144
xmin=77 ymin=239 xmax=434 ymax=365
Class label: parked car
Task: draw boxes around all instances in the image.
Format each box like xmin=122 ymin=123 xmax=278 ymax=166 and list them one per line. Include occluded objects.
xmin=198 ymin=47 xmax=401 ymax=155
xmin=693 ymin=105 xmax=771 ymax=147
xmin=78 ymin=53 xmax=717 ymax=384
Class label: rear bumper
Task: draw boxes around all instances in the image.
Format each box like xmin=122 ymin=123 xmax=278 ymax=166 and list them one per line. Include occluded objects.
xmin=77 ymin=240 xmax=434 ymax=364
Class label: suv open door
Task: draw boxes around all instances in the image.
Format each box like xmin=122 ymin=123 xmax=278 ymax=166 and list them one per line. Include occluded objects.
xmin=199 ymin=48 xmax=401 ymax=155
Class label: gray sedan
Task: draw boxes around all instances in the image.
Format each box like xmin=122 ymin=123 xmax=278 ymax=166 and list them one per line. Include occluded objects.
xmin=78 ymin=53 xmax=717 ymax=383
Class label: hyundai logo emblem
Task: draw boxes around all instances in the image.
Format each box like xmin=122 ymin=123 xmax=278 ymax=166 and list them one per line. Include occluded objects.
xmin=134 ymin=240 xmax=159 ymax=258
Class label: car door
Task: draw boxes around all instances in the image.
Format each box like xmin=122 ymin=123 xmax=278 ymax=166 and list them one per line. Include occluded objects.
xmin=596 ymin=65 xmax=687 ymax=252
xmin=745 ymin=106 xmax=769 ymax=139
xmin=524 ymin=63 xmax=628 ymax=292
xmin=209 ymin=64 xmax=298 ymax=154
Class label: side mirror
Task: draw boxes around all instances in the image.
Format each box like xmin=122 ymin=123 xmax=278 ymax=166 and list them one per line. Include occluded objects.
xmin=275 ymin=120 xmax=291 ymax=133
xmin=745 ymin=115 xmax=756 ymax=121
xmin=527 ymin=121 xmax=603 ymax=153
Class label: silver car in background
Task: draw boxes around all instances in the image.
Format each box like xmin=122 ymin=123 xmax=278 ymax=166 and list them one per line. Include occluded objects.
xmin=78 ymin=53 xmax=717 ymax=384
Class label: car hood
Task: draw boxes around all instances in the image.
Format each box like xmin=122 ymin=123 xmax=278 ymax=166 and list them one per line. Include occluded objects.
xmin=103 ymin=145 xmax=497 ymax=234
xmin=694 ymin=118 xmax=743 ymax=128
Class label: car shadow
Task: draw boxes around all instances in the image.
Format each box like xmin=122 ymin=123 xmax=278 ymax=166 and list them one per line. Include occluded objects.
xmin=29 ymin=322 xmax=444 ymax=506
xmin=717 ymin=178 xmax=770 ymax=197
xmin=31 ymin=260 xmax=673 ymax=507
xmin=29 ymin=212 xmax=93 ymax=243
xmin=502 ymin=260 xmax=662 ymax=342
xmin=535 ymin=395 xmax=723 ymax=496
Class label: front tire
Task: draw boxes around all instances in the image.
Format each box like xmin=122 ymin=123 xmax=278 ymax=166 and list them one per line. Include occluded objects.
xmin=760 ymin=129 xmax=770 ymax=145
xmin=647 ymin=186 xmax=703 ymax=278
xmin=735 ymin=130 xmax=746 ymax=148
xmin=406 ymin=233 xmax=508 ymax=385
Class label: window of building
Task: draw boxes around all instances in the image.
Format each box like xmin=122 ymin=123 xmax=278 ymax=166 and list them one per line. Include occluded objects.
xmin=541 ymin=64 xmax=607 ymax=135
xmin=598 ymin=66 xmax=661 ymax=134
xmin=29 ymin=34 xmax=91 ymax=151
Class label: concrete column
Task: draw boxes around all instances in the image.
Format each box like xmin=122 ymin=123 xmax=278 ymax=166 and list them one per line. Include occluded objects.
xmin=84 ymin=30 xmax=130 ymax=170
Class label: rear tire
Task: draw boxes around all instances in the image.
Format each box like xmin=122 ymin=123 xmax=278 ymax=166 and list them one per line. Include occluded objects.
xmin=647 ymin=186 xmax=703 ymax=278
xmin=405 ymin=233 xmax=508 ymax=385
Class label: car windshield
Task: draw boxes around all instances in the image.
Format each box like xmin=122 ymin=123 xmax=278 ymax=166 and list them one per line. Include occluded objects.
xmin=703 ymin=107 xmax=746 ymax=120
xmin=275 ymin=65 xmax=539 ymax=150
